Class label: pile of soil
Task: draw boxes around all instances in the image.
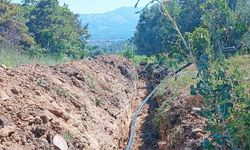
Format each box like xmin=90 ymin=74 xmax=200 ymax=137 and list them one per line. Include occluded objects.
xmin=0 ymin=55 xmax=210 ymax=150
xmin=156 ymin=92 xmax=209 ymax=150
xmin=0 ymin=55 xmax=137 ymax=150
xmin=138 ymin=63 xmax=170 ymax=86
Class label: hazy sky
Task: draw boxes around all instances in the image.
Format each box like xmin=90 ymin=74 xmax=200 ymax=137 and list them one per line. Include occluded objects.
xmin=12 ymin=0 xmax=149 ymax=14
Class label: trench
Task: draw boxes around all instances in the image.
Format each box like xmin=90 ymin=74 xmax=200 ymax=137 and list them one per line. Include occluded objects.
xmin=125 ymin=62 xmax=193 ymax=150
xmin=126 ymin=75 xmax=160 ymax=150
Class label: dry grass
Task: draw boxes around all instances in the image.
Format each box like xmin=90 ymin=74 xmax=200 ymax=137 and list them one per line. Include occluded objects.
xmin=0 ymin=45 xmax=69 ymax=67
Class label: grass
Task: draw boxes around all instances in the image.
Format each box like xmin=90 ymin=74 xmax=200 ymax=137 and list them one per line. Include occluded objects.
xmin=63 ymin=131 xmax=74 ymax=142
xmin=155 ymin=65 xmax=197 ymax=98
xmin=228 ymin=55 xmax=250 ymax=79
xmin=155 ymin=55 xmax=250 ymax=98
xmin=227 ymin=55 xmax=250 ymax=91
xmin=130 ymin=55 xmax=157 ymax=65
xmin=154 ymin=64 xmax=197 ymax=120
xmin=85 ymin=75 xmax=97 ymax=90
xmin=0 ymin=45 xmax=69 ymax=67
xmin=154 ymin=54 xmax=250 ymax=122
xmin=95 ymin=98 xmax=103 ymax=106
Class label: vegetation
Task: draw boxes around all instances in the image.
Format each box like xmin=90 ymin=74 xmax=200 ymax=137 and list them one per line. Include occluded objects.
xmin=0 ymin=0 xmax=35 ymax=48
xmin=121 ymin=47 xmax=158 ymax=65
xmin=134 ymin=0 xmax=250 ymax=56
xmin=0 ymin=0 xmax=89 ymax=64
xmin=0 ymin=44 xmax=68 ymax=67
xmin=135 ymin=0 xmax=250 ymax=149
xmin=24 ymin=0 xmax=88 ymax=58
xmin=0 ymin=0 xmax=249 ymax=148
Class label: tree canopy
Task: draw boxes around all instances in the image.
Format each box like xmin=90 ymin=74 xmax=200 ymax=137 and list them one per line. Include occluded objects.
xmin=0 ymin=0 xmax=89 ymax=58
xmin=0 ymin=0 xmax=34 ymax=48
xmin=25 ymin=0 xmax=89 ymax=58
xmin=134 ymin=0 xmax=250 ymax=56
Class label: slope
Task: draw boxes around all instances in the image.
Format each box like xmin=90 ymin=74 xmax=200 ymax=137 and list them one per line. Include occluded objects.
xmin=79 ymin=7 xmax=142 ymax=40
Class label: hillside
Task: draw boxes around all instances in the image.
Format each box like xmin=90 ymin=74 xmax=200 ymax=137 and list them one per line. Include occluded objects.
xmin=79 ymin=7 xmax=142 ymax=40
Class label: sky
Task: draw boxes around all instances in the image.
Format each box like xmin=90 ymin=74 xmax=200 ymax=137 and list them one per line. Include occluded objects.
xmin=12 ymin=0 xmax=149 ymax=14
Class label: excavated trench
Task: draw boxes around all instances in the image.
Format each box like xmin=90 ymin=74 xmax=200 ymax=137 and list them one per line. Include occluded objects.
xmin=1 ymin=55 xmax=201 ymax=150
xmin=126 ymin=62 xmax=208 ymax=150
xmin=0 ymin=55 xmax=166 ymax=150
xmin=127 ymin=78 xmax=159 ymax=150
xmin=126 ymin=64 xmax=170 ymax=150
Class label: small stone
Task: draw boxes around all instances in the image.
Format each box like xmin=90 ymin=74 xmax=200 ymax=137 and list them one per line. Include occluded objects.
xmin=0 ymin=64 xmax=8 ymax=70
xmin=71 ymin=77 xmax=82 ymax=88
xmin=191 ymin=128 xmax=203 ymax=133
xmin=35 ymin=90 xmax=41 ymax=96
xmin=49 ymin=109 xmax=63 ymax=118
xmin=5 ymin=142 xmax=11 ymax=146
xmin=0 ymin=78 xmax=3 ymax=82
xmin=58 ymin=78 xmax=66 ymax=83
xmin=6 ymin=72 xmax=14 ymax=76
xmin=49 ymin=109 xmax=69 ymax=121
xmin=139 ymin=61 xmax=147 ymax=66
xmin=5 ymin=105 xmax=13 ymax=111
xmin=0 ymin=126 xmax=16 ymax=137
xmin=191 ymin=107 xmax=201 ymax=112
xmin=62 ymin=114 xmax=70 ymax=121
xmin=53 ymin=134 xmax=68 ymax=150
xmin=21 ymin=115 xmax=33 ymax=122
xmin=196 ymin=132 xmax=205 ymax=139
xmin=0 ymin=90 xmax=9 ymax=101
xmin=21 ymin=137 xmax=27 ymax=145
xmin=0 ymin=116 xmax=9 ymax=128
xmin=12 ymin=134 xmax=21 ymax=142
xmin=28 ymin=77 xmax=34 ymax=81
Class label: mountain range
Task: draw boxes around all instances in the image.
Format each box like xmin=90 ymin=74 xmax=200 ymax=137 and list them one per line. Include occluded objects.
xmin=79 ymin=7 xmax=142 ymax=40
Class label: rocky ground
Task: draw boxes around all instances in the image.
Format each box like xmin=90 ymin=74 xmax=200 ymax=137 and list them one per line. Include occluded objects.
xmin=0 ymin=55 xmax=138 ymax=150
xmin=0 ymin=55 xmax=208 ymax=150
xmin=156 ymin=94 xmax=209 ymax=150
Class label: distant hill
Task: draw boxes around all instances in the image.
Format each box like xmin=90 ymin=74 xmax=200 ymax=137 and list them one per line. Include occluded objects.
xmin=79 ymin=7 xmax=142 ymax=40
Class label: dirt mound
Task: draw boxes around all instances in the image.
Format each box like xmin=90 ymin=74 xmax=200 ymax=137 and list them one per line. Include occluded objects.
xmin=0 ymin=55 xmax=137 ymax=150
xmin=138 ymin=63 xmax=170 ymax=86
xmin=156 ymin=93 xmax=209 ymax=150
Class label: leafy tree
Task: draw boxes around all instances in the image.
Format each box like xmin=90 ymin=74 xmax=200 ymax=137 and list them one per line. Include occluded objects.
xmin=136 ymin=0 xmax=250 ymax=149
xmin=0 ymin=0 xmax=34 ymax=48
xmin=21 ymin=0 xmax=38 ymax=6
xmin=134 ymin=4 xmax=176 ymax=55
xmin=134 ymin=0 xmax=250 ymax=56
xmin=25 ymin=0 xmax=89 ymax=58
xmin=134 ymin=0 xmax=206 ymax=56
xmin=201 ymin=0 xmax=249 ymax=55
xmin=178 ymin=0 xmax=205 ymax=33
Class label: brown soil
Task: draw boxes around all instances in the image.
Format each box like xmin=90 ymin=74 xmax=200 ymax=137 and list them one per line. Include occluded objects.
xmin=156 ymin=92 xmax=209 ymax=150
xmin=0 ymin=55 xmax=138 ymax=150
xmin=0 ymin=55 xmax=208 ymax=150
xmin=129 ymin=79 xmax=159 ymax=150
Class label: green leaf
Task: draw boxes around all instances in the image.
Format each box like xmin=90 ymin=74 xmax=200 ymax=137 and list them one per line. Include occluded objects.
xmin=190 ymin=85 xmax=197 ymax=95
